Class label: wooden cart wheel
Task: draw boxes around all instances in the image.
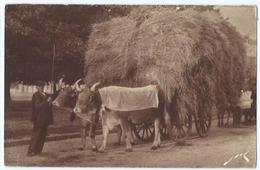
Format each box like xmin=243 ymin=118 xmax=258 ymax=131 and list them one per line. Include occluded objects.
xmin=171 ymin=114 xmax=192 ymax=141
xmin=131 ymin=121 xmax=155 ymax=142
xmin=195 ymin=112 xmax=212 ymax=137
xmin=160 ymin=126 xmax=169 ymax=139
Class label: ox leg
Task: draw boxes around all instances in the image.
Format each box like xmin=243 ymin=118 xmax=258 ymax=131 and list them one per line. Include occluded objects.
xmin=129 ymin=130 xmax=135 ymax=145
xmin=115 ymin=124 xmax=137 ymax=145
xmin=114 ymin=125 xmax=122 ymax=146
xmin=164 ymin=111 xmax=172 ymax=137
xmin=121 ymin=120 xmax=133 ymax=152
xmin=80 ymin=125 xmax=87 ymax=150
xmin=89 ymin=123 xmax=97 ymax=151
xmin=98 ymin=125 xmax=109 ymax=153
xmin=151 ymin=118 xmax=161 ymax=150
xmin=128 ymin=123 xmax=135 ymax=145
xmin=89 ymin=112 xmax=99 ymax=151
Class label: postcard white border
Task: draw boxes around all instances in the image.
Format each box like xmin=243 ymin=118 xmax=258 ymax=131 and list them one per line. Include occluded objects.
xmin=0 ymin=1 xmax=259 ymax=170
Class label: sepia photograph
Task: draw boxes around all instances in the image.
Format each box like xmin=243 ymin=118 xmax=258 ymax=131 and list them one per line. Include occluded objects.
xmin=3 ymin=3 xmax=257 ymax=168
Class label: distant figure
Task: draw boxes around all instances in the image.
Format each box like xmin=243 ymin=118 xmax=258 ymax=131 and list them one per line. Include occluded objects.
xmin=43 ymin=82 xmax=48 ymax=93
xmin=58 ymin=75 xmax=66 ymax=90
xmin=18 ymin=81 xmax=24 ymax=93
xmin=28 ymin=85 xmax=33 ymax=93
xmin=53 ymin=75 xmax=66 ymax=99
xmin=47 ymin=81 xmax=52 ymax=93
xmin=32 ymin=85 xmax=37 ymax=93
xmin=24 ymin=84 xmax=29 ymax=93
xmin=27 ymin=81 xmax=53 ymax=156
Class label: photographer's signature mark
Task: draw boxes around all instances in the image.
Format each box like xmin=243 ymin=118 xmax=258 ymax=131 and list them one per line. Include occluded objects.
xmin=223 ymin=151 xmax=250 ymax=166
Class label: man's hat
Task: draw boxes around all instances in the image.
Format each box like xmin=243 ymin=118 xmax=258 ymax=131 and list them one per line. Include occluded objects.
xmin=36 ymin=81 xmax=45 ymax=87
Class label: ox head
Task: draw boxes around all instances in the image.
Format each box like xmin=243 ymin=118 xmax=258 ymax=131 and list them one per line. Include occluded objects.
xmin=52 ymin=79 xmax=85 ymax=108
xmin=73 ymin=82 xmax=101 ymax=123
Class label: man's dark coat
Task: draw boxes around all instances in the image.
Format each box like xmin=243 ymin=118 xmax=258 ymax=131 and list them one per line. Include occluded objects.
xmin=31 ymin=91 xmax=53 ymax=128
xmin=28 ymin=91 xmax=53 ymax=155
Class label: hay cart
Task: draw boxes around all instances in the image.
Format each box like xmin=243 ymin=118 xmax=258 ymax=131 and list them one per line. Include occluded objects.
xmin=84 ymin=7 xmax=245 ymax=143
xmin=130 ymin=111 xmax=211 ymax=142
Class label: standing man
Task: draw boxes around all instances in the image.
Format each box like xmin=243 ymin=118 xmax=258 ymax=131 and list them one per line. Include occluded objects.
xmin=27 ymin=81 xmax=53 ymax=156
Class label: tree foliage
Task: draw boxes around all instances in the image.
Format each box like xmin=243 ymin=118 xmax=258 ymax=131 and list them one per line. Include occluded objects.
xmin=5 ymin=5 xmax=131 ymax=83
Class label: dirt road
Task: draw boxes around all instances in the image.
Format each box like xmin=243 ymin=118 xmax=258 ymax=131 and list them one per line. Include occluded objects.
xmin=5 ymin=121 xmax=256 ymax=168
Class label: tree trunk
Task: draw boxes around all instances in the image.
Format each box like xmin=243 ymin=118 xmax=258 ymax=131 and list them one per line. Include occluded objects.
xmin=5 ymin=72 xmax=11 ymax=109
xmin=51 ymin=42 xmax=56 ymax=94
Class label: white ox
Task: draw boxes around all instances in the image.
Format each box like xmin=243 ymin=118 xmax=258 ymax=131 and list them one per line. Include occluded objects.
xmin=73 ymin=83 xmax=166 ymax=152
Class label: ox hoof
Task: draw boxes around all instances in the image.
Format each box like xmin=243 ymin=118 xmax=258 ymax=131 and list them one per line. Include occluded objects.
xmin=92 ymin=146 xmax=97 ymax=152
xmin=151 ymin=145 xmax=158 ymax=150
xmin=98 ymin=148 xmax=105 ymax=153
xmin=125 ymin=148 xmax=133 ymax=152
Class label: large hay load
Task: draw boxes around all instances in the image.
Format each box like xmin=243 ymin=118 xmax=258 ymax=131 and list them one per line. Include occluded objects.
xmin=84 ymin=7 xmax=246 ymax=136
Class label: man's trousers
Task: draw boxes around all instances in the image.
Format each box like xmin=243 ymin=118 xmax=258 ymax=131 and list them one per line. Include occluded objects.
xmin=28 ymin=126 xmax=47 ymax=154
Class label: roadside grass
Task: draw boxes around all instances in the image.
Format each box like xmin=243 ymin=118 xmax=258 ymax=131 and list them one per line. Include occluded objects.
xmin=5 ymin=100 xmax=81 ymax=140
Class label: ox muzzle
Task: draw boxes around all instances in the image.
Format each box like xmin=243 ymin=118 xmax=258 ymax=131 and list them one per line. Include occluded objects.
xmin=52 ymin=101 xmax=60 ymax=107
xmin=73 ymin=107 xmax=82 ymax=114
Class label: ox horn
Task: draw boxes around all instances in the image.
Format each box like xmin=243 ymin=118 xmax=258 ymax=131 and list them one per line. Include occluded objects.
xmin=74 ymin=78 xmax=83 ymax=92
xmin=90 ymin=82 xmax=101 ymax=91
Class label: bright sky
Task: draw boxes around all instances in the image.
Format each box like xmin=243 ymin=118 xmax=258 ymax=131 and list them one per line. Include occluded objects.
xmin=217 ymin=6 xmax=257 ymax=40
